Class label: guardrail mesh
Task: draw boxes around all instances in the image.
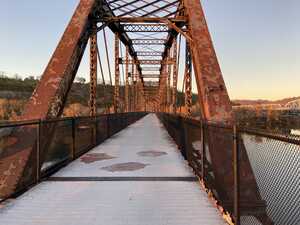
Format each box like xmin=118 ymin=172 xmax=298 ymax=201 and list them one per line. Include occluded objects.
xmin=158 ymin=113 xmax=300 ymax=225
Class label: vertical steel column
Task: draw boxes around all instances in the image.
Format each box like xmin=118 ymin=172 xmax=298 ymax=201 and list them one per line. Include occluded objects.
xmin=183 ymin=0 xmax=233 ymax=123
xmin=159 ymin=63 xmax=167 ymax=112
xmin=163 ymin=62 xmax=168 ymax=113
xmin=125 ymin=47 xmax=129 ymax=112
xmin=114 ymin=34 xmax=120 ymax=113
xmin=172 ymin=38 xmax=178 ymax=114
xmin=184 ymin=43 xmax=192 ymax=117
xmin=135 ymin=65 xmax=139 ymax=111
xmin=132 ymin=63 xmax=135 ymax=111
xmin=89 ymin=24 xmax=97 ymax=116
xmin=167 ymin=48 xmax=172 ymax=113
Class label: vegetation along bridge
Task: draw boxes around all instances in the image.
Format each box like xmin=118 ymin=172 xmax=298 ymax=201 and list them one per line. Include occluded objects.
xmin=0 ymin=1 xmax=299 ymax=225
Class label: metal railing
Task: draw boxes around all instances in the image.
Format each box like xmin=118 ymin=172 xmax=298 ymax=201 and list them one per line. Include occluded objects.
xmin=158 ymin=113 xmax=300 ymax=225
xmin=0 ymin=112 xmax=147 ymax=200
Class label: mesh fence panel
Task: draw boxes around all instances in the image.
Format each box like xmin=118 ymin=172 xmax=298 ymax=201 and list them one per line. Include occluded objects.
xmin=40 ymin=120 xmax=73 ymax=174
xmin=0 ymin=123 xmax=38 ymax=199
xmin=96 ymin=115 xmax=108 ymax=144
xmin=240 ymin=132 xmax=300 ymax=225
xmin=74 ymin=117 xmax=96 ymax=157
xmin=182 ymin=119 xmax=202 ymax=176
xmin=108 ymin=114 xmax=120 ymax=136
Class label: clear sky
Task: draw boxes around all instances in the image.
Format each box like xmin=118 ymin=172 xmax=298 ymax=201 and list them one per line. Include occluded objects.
xmin=0 ymin=0 xmax=299 ymax=100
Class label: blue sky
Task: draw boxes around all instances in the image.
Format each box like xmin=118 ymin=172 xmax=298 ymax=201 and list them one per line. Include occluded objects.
xmin=0 ymin=0 xmax=299 ymax=100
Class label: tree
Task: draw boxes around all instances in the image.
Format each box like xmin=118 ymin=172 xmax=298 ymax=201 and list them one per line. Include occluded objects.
xmin=76 ymin=77 xmax=86 ymax=84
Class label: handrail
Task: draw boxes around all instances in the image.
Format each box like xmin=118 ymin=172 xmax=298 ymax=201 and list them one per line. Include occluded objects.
xmin=159 ymin=112 xmax=300 ymax=146
xmin=0 ymin=112 xmax=142 ymax=128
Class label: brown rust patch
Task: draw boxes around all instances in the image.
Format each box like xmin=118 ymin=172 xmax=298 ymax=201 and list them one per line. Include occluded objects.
xmin=137 ymin=151 xmax=167 ymax=157
xmin=101 ymin=162 xmax=149 ymax=172
xmin=80 ymin=153 xmax=116 ymax=164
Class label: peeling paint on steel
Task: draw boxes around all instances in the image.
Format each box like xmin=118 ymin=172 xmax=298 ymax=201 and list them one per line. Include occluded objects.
xmin=183 ymin=0 xmax=233 ymax=123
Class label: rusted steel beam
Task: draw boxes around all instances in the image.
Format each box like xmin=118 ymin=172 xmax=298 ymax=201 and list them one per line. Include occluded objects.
xmin=103 ymin=16 xmax=187 ymax=23
xmin=141 ymin=0 xmax=179 ymax=17
xmin=144 ymin=81 xmax=160 ymax=87
xmin=137 ymin=51 xmax=163 ymax=57
xmin=125 ymin=47 xmax=129 ymax=112
xmin=114 ymin=34 xmax=120 ymax=113
xmin=123 ymin=24 xmax=169 ymax=32
xmin=132 ymin=39 xmax=166 ymax=45
xmin=117 ymin=0 xmax=165 ymax=17
xmin=89 ymin=24 xmax=97 ymax=116
xmin=142 ymin=74 xmax=160 ymax=79
xmin=172 ymin=38 xmax=178 ymax=114
xmin=100 ymin=1 xmax=144 ymax=83
xmin=0 ymin=0 xmax=97 ymax=199
xmin=22 ymin=0 xmax=96 ymax=120
xmin=184 ymin=43 xmax=192 ymax=117
xmin=158 ymin=62 xmax=168 ymax=112
xmin=167 ymin=48 xmax=172 ymax=113
xmin=183 ymin=1 xmax=271 ymax=222
xmin=160 ymin=1 xmax=186 ymax=70
xmin=121 ymin=59 xmax=175 ymax=65
xmin=110 ymin=0 xmax=140 ymax=11
xmin=141 ymin=66 xmax=161 ymax=71
xmin=183 ymin=0 xmax=232 ymax=123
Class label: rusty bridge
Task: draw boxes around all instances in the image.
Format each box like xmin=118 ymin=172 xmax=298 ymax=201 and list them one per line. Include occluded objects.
xmin=0 ymin=1 xmax=299 ymax=225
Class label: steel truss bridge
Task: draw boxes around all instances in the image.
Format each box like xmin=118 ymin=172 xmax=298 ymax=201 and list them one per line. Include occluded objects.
xmin=0 ymin=1 xmax=299 ymax=225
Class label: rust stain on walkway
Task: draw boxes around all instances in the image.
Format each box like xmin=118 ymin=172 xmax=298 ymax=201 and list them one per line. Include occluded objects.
xmin=80 ymin=153 xmax=116 ymax=164
xmin=137 ymin=151 xmax=167 ymax=157
xmin=101 ymin=162 xmax=149 ymax=172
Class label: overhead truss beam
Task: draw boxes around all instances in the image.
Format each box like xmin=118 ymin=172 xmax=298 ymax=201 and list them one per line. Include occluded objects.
xmin=123 ymin=24 xmax=169 ymax=32
xmin=141 ymin=67 xmax=161 ymax=71
xmin=132 ymin=39 xmax=166 ymax=45
xmin=102 ymin=16 xmax=187 ymax=23
xmin=142 ymin=74 xmax=160 ymax=78
xmin=137 ymin=51 xmax=163 ymax=56
xmin=121 ymin=59 xmax=175 ymax=65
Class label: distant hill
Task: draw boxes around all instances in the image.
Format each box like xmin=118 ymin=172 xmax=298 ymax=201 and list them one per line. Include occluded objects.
xmin=1 ymin=74 xmax=298 ymax=109
xmin=232 ymin=97 xmax=300 ymax=107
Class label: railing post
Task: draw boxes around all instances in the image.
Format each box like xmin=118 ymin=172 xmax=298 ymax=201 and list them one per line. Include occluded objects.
xmin=201 ymin=121 xmax=205 ymax=180
xmin=93 ymin=116 xmax=97 ymax=146
xmin=179 ymin=116 xmax=187 ymax=159
xmin=107 ymin=114 xmax=110 ymax=138
xmin=36 ymin=119 xmax=41 ymax=183
xmin=233 ymin=125 xmax=240 ymax=225
xmin=71 ymin=118 xmax=76 ymax=160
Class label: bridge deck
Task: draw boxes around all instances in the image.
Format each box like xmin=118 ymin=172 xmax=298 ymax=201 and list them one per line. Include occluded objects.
xmin=0 ymin=114 xmax=227 ymax=225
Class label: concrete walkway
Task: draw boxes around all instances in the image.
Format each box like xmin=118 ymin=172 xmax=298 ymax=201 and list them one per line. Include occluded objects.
xmin=0 ymin=114 xmax=227 ymax=225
